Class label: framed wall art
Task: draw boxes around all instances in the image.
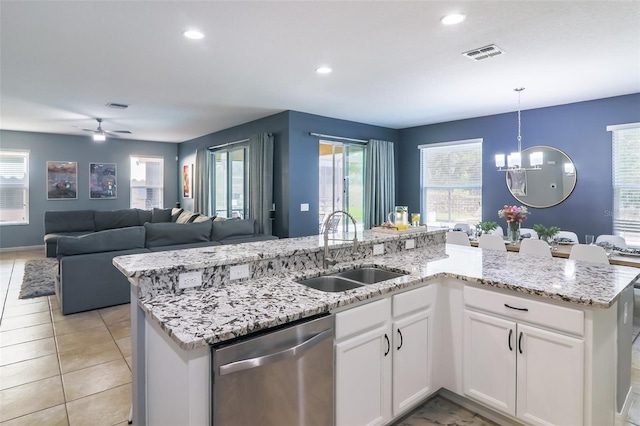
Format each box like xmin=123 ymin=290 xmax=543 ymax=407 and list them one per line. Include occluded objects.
xmin=89 ymin=162 xmax=117 ymax=199
xmin=46 ymin=161 xmax=77 ymax=200
xmin=183 ymin=164 xmax=192 ymax=198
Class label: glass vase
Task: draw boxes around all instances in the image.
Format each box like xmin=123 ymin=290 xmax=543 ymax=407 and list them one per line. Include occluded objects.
xmin=507 ymin=222 xmax=520 ymax=245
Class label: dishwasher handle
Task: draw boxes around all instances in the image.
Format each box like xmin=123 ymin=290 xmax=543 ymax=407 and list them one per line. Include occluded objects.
xmin=218 ymin=329 xmax=333 ymax=376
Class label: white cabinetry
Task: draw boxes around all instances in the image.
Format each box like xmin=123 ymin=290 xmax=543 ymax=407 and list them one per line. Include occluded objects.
xmin=463 ymin=286 xmax=584 ymax=426
xmin=335 ymin=285 xmax=435 ymax=426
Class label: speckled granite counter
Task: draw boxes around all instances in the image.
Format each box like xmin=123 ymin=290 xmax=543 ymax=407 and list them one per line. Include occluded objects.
xmin=113 ymin=232 xmax=640 ymax=351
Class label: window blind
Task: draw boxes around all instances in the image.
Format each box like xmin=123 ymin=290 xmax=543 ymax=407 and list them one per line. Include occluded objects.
xmin=419 ymin=139 xmax=482 ymax=226
xmin=0 ymin=150 xmax=29 ymax=225
xmin=612 ymin=126 xmax=640 ymax=246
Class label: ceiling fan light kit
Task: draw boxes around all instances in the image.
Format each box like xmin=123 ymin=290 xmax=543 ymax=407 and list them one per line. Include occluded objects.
xmin=76 ymin=118 xmax=131 ymax=141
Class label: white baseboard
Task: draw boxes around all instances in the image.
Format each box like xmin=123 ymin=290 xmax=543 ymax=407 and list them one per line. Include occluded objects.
xmin=0 ymin=245 xmax=43 ymax=253
xmin=616 ymin=387 xmax=633 ymax=426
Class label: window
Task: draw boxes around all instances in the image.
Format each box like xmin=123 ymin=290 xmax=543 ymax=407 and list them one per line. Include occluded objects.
xmin=419 ymin=139 xmax=482 ymax=227
xmin=0 ymin=150 xmax=29 ymax=225
xmin=212 ymin=146 xmax=247 ymax=218
xmin=609 ymin=123 xmax=640 ymax=246
xmin=130 ymin=156 xmax=164 ymax=209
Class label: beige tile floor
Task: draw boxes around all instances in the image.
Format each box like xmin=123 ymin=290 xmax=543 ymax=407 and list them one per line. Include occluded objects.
xmin=0 ymin=249 xmax=131 ymax=426
xmin=2 ymin=248 xmax=640 ymax=425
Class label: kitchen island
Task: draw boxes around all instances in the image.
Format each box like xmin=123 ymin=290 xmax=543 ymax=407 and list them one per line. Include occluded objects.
xmin=113 ymin=229 xmax=640 ymax=426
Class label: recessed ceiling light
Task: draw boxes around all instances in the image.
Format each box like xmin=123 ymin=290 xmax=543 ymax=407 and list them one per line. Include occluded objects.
xmin=183 ymin=29 xmax=204 ymax=40
xmin=316 ymin=66 xmax=332 ymax=74
xmin=441 ymin=13 xmax=466 ymax=25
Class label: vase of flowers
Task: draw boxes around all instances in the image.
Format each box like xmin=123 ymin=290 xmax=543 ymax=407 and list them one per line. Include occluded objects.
xmin=498 ymin=205 xmax=529 ymax=245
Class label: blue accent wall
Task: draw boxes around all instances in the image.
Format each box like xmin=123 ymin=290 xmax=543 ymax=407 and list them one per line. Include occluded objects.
xmin=0 ymin=130 xmax=178 ymax=249
xmin=398 ymin=93 xmax=640 ymax=242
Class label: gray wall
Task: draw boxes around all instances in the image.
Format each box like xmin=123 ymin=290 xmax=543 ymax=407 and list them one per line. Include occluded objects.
xmin=0 ymin=130 xmax=178 ymax=249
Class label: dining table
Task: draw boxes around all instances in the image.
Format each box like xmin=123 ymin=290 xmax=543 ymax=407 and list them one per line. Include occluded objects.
xmin=469 ymin=240 xmax=640 ymax=268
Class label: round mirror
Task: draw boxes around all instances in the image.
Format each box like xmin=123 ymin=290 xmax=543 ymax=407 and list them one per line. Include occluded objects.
xmin=505 ymin=146 xmax=577 ymax=208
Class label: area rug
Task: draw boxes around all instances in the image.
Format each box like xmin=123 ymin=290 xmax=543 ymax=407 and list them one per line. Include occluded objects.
xmin=19 ymin=258 xmax=58 ymax=299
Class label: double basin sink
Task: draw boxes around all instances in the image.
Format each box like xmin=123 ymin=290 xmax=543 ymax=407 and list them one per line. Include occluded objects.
xmin=297 ymin=266 xmax=408 ymax=292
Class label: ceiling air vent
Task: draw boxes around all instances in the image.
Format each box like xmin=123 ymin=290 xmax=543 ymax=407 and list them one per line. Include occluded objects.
xmin=106 ymin=102 xmax=129 ymax=109
xmin=462 ymin=44 xmax=505 ymax=61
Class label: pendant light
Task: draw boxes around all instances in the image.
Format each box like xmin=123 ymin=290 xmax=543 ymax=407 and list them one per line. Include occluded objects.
xmin=495 ymin=88 xmax=543 ymax=171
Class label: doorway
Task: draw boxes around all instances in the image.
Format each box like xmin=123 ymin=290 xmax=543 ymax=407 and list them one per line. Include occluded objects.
xmin=318 ymin=141 xmax=365 ymax=233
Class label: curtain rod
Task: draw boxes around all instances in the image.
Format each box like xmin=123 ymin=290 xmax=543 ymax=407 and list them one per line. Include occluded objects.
xmin=208 ymin=133 xmax=273 ymax=150
xmin=309 ymin=132 xmax=367 ymax=144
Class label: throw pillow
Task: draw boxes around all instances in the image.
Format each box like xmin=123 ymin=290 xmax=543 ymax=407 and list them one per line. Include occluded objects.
xmin=176 ymin=210 xmax=199 ymax=224
xmin=144 ymin=221 xmax=212 ymax=248
xmin=171 ymin=208 xmax=184 ymax=222
xmin=151 ymin=208 xmax=172 ymax=223
xmin=192 ymin=215 xmax=213 ymax=223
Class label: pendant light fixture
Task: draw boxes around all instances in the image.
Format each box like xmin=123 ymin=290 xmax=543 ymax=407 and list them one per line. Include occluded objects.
xmin=495 ymin=88 xmax=543 ymax=171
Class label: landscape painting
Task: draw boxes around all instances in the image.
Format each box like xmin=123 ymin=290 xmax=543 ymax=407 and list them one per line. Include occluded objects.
xmin=46 ymin=161 xmax=77 ymax=200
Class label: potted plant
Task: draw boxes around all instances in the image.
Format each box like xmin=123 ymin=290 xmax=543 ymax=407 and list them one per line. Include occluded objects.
xmin=533 ymin=224 xmax=560 ymax=244
xmin=476 ymin=221 xmax=499 ymax=236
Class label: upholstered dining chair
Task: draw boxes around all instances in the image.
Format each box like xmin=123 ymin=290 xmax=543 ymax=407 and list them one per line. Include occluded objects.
xmin=519 ymin=238 xmax=552 ymax=258
xmin=478 ymin=234 xmax=507 ymax=251
xmin=557 ymin=231 xmax=579 ymax=243
xmin=447 ymin=231 xmax=471 ymax=246
xmin=490 ymin=226 xmax=504 ymax=236
xmin=569 ymin=244 xmax=609 ymax=264
xmin=519 ymin=228 xmax=538 ymax=239
xmin=595 ymin=235 xmax=627 ymax=249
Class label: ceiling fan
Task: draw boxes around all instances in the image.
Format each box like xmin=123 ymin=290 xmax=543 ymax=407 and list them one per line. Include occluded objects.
xmin=75 ymin=118 xmax=132 ymax=141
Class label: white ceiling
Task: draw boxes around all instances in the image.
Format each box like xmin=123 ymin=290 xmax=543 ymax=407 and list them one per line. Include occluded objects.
xmin=1 ymin=1 xmax=639 ymax=143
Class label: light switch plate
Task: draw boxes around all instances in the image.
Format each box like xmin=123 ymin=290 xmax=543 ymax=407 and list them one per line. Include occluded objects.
xmin=230 ymin=264 xmax=250 ymax=280
xmin=179 ymin=271 xmax=202 ymax=289
xmin=373 ymin=244 xmax=384 ymax=255
xmin=405 ymin=239 xmax=415 ymax=250
xmin=300 ymin=203 xmax=309 ymax=212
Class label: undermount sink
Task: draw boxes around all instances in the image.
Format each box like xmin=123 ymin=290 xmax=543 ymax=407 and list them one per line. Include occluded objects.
xmin=297 ymin=266 xmax=408 ymax=292
xmin=296 ymin=276 xmax=364 ymax=292
xmin=334 ymin=267 xmax=407 ymax=284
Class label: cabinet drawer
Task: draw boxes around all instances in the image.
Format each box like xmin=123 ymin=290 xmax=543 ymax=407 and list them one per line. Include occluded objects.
xmin=393 ymin=285 xmax=435 ymax=318
xmin=464 ymin=286 xmax=584 ymax=336
xmin=336 ymin=298 xmax=390 ymax=341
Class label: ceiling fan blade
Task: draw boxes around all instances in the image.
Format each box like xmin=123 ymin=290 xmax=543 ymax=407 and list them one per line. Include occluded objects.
xmin=106 ymin=130 xmax=132 ymax=134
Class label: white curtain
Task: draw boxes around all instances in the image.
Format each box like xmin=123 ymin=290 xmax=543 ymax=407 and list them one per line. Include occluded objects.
xmin=194 ymin=148 xmax=212 ymax=215
xmin=365 ymin=139 xmax=395 ymax=228
xmin=248 ymin=133 xmax=274 ymax=235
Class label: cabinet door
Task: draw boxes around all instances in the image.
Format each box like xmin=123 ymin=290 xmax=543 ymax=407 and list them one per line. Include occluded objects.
xmin=516 ymin=323 xmax=584 ymax=426
xmin=392 ymin=309 xmax=432 ymax=417
xmin=463 ymin=310 xmax=516 ymax=417
xmin=335 ymin=324 xmax=392 ymax=426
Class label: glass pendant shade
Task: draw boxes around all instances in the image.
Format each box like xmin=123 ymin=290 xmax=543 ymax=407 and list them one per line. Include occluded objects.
xmin=495 ymin=154 xmax=505 ymax=168
xmin=529 ymin=151 xmax=543 ymax=167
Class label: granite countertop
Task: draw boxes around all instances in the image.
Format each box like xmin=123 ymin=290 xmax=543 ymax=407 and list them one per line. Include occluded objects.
xmin=128 ymin=242 xmax=640 ymax=350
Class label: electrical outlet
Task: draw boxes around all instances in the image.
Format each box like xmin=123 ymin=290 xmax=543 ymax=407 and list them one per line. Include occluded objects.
xmin=230 ymin=264 xmax=250 ymax=280
xmin=179 ymin=271 xmax=202 ymax=289
xmin=405 ymin=239 xmax=415 ymax=250
xmin=373 ymin=244 xmax=384 ymax=255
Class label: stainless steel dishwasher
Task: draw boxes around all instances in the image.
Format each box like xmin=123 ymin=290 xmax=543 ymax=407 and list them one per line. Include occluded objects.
xmin=211 ymin=314 xmax=334 ymax=426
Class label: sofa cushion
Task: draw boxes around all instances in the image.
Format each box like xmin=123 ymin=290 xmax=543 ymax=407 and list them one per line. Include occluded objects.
xmin=211 ymin=219 xmax=256 ymax=241
xmin=137 ymin=209 xmax=152 ymax=225
xmin=218 ymin=235 xmax=279 ymax=245
xmin=151 ymin=208 xmax=172 ymax=223
xmin=176 ymin=210 xmax=199 ymax=224
xmin=144 ymin=221 xmax=212 ymax=248
xmin=44 ymin=210 xmax=95 ymax=233
xmin=95 ymin=209 xmax=140 ymax=231
xmin=57 ymin=226 xmax=146 ymax=256
xmin=171 ymin=208 xmax=183 ymax=222
xmin=148 ymin=241 xmax=222 ymax=252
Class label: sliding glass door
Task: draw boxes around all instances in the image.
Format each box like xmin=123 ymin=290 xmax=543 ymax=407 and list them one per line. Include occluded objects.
xmin=319 ymin=141 xmax=365 ymax=233
xmin=213 ymin=147 xmax=247 ymax=218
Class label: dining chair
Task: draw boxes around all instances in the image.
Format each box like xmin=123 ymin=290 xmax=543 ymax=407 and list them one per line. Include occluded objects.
xmin=557 ymin=231 xmax=579 ymax=243
xmin=595 ymin=234 xmax=628 ymax=249
xmin=569 ymin=244 xmax=609 ymax=264
xmin=478 ymin=234 xmax=507 ymax=251
xmin=519 ymin=238 xmax=552 ymax=258
xmin=519 ymin=227 xmax=539 ymax=239
xmin=490 ymin=226 xmax=504 ymax=236
xmin=453 ymin=223 xmax=472 ymax=235
xmin=447 ymin=231 xmax=471 ymax=246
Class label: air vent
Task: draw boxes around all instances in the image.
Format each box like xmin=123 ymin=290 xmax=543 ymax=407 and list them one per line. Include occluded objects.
xmin=106 ymin=102 xmax=129 ymax=109
xmin=462 ymin=44 xmax=505 ymax=61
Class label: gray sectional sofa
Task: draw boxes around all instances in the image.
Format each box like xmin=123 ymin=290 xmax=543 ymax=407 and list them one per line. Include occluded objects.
xmin=45 ymin=208 xmax=277 ymax=315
